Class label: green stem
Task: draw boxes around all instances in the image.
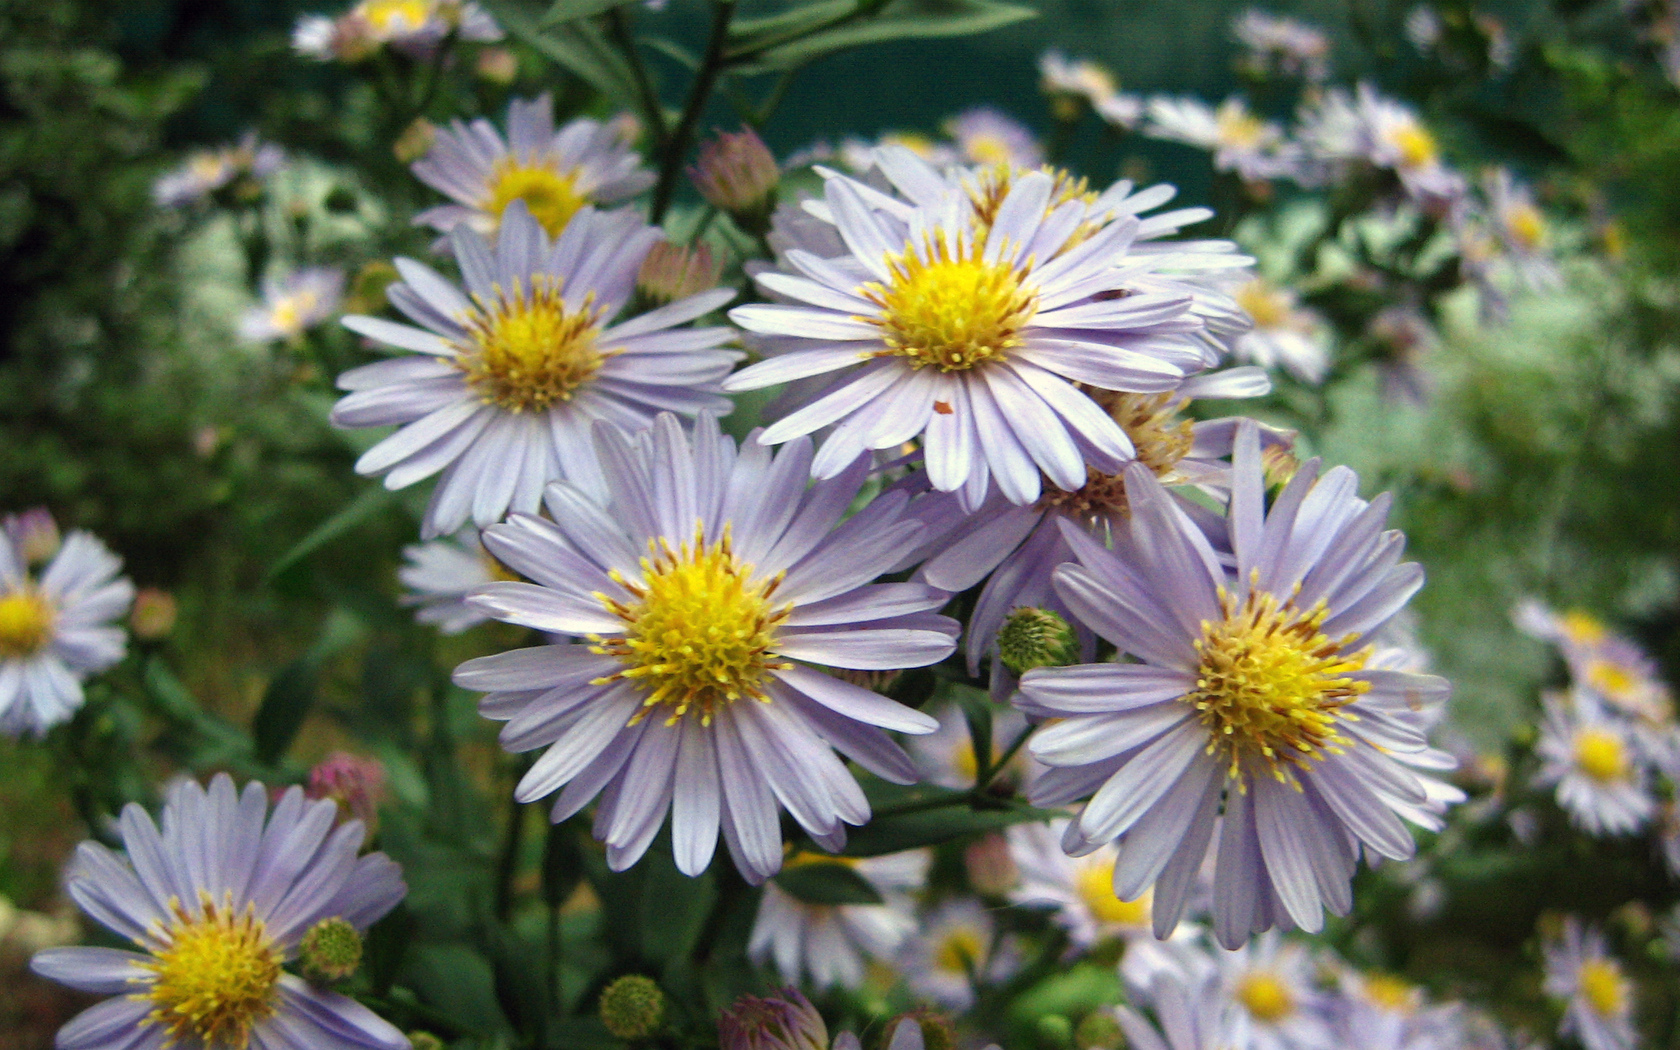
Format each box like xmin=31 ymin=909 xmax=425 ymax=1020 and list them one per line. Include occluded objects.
xmin=605 ymin=6 xmax=669 ymax=148
xmin=493 ymin=763 xmax=530 ymax=923
xmin=724 ymin=0 xmax=890 ymax=64
xmin=750 ymin=69 xmax=797 ymax=129
xmin=977 ymin=725 xmax=1034 ymax=792
xmin=410 ymin=31 xmax=457 ymax=118
xmin=650 ymin=0 xmax=736 ymax=224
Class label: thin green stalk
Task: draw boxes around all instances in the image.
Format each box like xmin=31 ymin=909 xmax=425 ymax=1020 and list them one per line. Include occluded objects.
xmin=606 ymin=6 xmax=669 ymax=148
xmin=977 ymin=725 xmax=1034 ymax=791
xmin=724 ymin=0 xmax=891 ymax=64
xmin=750 ymin=69 xmax=797 ymax=129
xmin=493 ymin=760 xmax=530 ymax=922
xmin=650 ymin=0 xmax=737 ymax=224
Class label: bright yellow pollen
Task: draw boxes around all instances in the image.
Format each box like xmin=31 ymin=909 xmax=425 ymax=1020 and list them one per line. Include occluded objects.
xmin=1217 ymin=107 xmax=1267 ymax=150
xmin=589 ymin=527 xmax=792 ymax=726
xmin=1235 ymin=279 xmax=1293 ymax=330
xmin=142 ymin=894 xmax=281 ymax=1050
xmin=1189 ymin=586 xmax=1370 ymax=783
xmin=1573 ymin=728 xmax=1628 ymax=783
xmin=1389 ymin=124 xmax=1438 ymax=169
xmin=0 ymin=590 xmax=54 ymax=659
xmin=1036 ymin=392 xmax=1195 ymax=520
xmin=1073 ymin=865 xmax=1150 ymax=926
xmin=964 ymin=135 xmax=1015 ymax=166
xmin=966 ymin=164 xmax=1099 ymax=250
xmin=1585 ymin=659 xmax=1637 ymax=702
xmin=934 ymin=927 xmax=985 ymax=974
xmin=269 ymin=291 xmax=319 ymax=337
xmin=865 ymin=239 xmax=1037 ymax=373
xmin=1577 ymin=959 xmax=1627 ymax=1018
xmin=1505 ymin=203 xmax=1545 ymax=250
xmin=1363 ymin=974 xmax=1415 ymax=1012
xmin=1234 ymin=971 xmax=1295 ymax=1022
xmin=1560 ymin=611 xmax=1608 ymax=648
xmin=483 ymin=159 xmax=589 ymax=238
xmin=454 ymin=278 xmax=605 ymax=413
xmin=360 ymin=0 xmax=431 ymax=34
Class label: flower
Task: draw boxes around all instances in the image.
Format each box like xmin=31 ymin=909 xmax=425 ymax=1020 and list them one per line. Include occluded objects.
xmin=1209 ymin=932 xmax=1334 ymax=1050
xmin=1296 ymin=85 xmax=1464 ymax=205
xmin=1144 ymin=97 xmax=1300 ymax=182
xmin=749 ymin=851 xmax=928 ymax=989
xmin=726 ymin=151 xmax=1252 ymax=507
xmin=1514 ymin=601 xmax=1671 ymax=722
xmin=29 ymin=774 xmax=407 ymax=1050
xmin=1233 ymin=10 xmax=1332 ymax=81
xmin=638 ymin=242 xmax=724 ymax=304
xmin=330 ymin=203 xmax=739 ymax=538
xmin=241 ymin=267 xmax=346 ymax=343
xmin=454 ymin=413 xmax=956 ymax=880
xmin=1543 ymin=918 xmax=1636 ymax=1050
xmin=945 ymin=108 xmax=1043 ymax=169
xmin=5 ymin=508 xmax=59 ymax=565
xmin=399 ymin=530 xmax=510 ymax=633
xmin=411 ymin=94 xmax=654 ymax=240
xmin=293 ymin=0 xmax=501 ymax=62
xmin=1019 ymin=420 xmax=1458 ymax=948
xmin=1039 ymin=52 xmax=1120 ymax=110
xmin=1482 ymin=168 xmax=1560 ymax=290
xmin=1365 ymin=304 xmax=1436 ymax=405
xmin=307 ymin=752 xmax=389 ymax=829
xmin=1228 ymin=278 xmax=1331 ymax=383
xmin=719 ymin=989 xmax=828 ymax=1050
xmin=153 ymin=132 xmax=284 ymax=208
xmin=900 ymin=899 xmax=1017 ymax=1008
xmin=1535 ymin=693 xmax=1655 ymax=835
xmin=909 ymin=698 xmax=1037 ymax=791
xmin=0 ymin=511 xmax=133 ymax=736
xmin=1007 ymin=819 xmax=1156 ymax=946
xmin=691 ymin=128 xmax=781 ymax=230
xmin=1115 ymin=966 xmax=1229 ymax=1050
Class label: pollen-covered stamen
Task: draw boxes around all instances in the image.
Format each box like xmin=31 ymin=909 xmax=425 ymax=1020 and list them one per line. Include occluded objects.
xmin=141 ymin=892 xmax=282 ymax=1050
xmin=1234 ymin=970 xmax=1295 ymax=1022
xmin=0 ymin=588 xmax=54 ymax=659
xmin=482 ymin=158 xmax=588 ymax=237
xmin=589 ymin=526 xmax=793 ymax=726
xmin=1034 ymin=392 xmax=1195 ymax=520
xmin=965 ymin=163 xmax=1099 ymax=249
xmin=1572 ymin=728 xmax=1629 ymax=783
xmin=453 ymin=277 xmax=606 ymax=413
xmin=863 ymin=237 xmax=1038 ymax=373
xmin=1188 ymin=585 xmax=1371 ymax=783
xmin=1387 ymin=123 xmax=1438 ymax=169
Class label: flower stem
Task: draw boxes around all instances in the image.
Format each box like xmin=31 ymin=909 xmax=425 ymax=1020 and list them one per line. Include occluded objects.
xmin=650 ymin=0 xmax=736 ymax=224
xmin=605 ymin=6 xmax=669 ymax=149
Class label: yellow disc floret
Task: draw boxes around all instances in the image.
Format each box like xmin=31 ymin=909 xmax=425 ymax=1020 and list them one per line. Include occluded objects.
xmin=1234 ymin=970 xmax=1295 ymax=1022
xmin=1503 ymin=203 xmax=1545 ymax=251
xmin=359 ymin=0 xmax=431 ymax=35
xmin=1577 ymin=958 xmax=1628 ymax=1017
xmin=1234 ymin=279 xmax=1294 ymax=330
xmin=0 ymin=589 xmax=54 ymax=659
xmin=454 ymin=277 xmax=605 ymax=413
xmin=483 ymin=159 xmax=589 ymax=238
xmin=865 ymin=238 xmax=1037 ymax=372
xmin=1036 ymin=392 xmax=1195 ymax=521
xmin=1388 ymin=124 xmax=1438 ymax=169
xmin=143 ymin=894 xmax=282 ymax=1050
xmin=1573 ymin=728 xmax=1629 ymax=783
xmin=590 ymin=527 xmax=792 ymax=726
xmin=1189 ymin=586 xmax=1371 ymax=782
xmin=1559 ymin=611 xmax=1608 ymax=648
xmin=1216 ymin=106 xmax=1268 ymax=151
xmin=933 ymin=926 xmax=985 ymax=974
xmin=1073 ymin=864 xmax=1150 ymax=927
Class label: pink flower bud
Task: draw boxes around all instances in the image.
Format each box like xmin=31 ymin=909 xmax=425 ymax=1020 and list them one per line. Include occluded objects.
xmin=690 ymin=128 xmax=779 ymax=231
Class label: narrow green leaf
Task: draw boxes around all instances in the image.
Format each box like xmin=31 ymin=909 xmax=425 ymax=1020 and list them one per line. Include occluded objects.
xmin=251 ymin=608 xmax=365 ymax=765
xmin=729 ymin=0 xmax=1035 ymax=72
xmin=542 ymin=0 xmax=635 ymax=26
xmin=266 ymin=485 xmax=398 ymax=581
xmin=774 ymin=862 xmax=885 ymax=905
xmin=480 ymin=0 xmax=639 ymax=100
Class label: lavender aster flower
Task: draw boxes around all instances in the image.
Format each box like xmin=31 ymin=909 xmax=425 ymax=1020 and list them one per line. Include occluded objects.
xmin=1544 ymin=919 xmax=1636 ymax=1050
xmin=30 ymin=774 xmax=407 ymax=1050
xmin=0 ymin=511 xmax=133 ymax=736
xmin=726 ymin=150 xmax=1251 ymax=507
xmin=749 ymin=851 xmax=927 ymax=989
xmin=399 ymin=529 xmax=509 ymax=633
xmin=1115 ymin=967 xmax=1231 ymax=1050
xmin=153 ymin=132 xmax=284 ymax=208
xmin=240 ymin=267 xmax=346 ymax=343
xmin=294 ymin=0 xmax=500 ymax=62
xmin=1233 ymin=10 xmax=1332 ymax=81
xmin=1229 ymin=278 xmax=1331 ymax=384
xmin=454 ymin=413 xmax=955 ymax=881
xmin=900 ymin=898 xmax=1018 ymax=1008
xmin=945 ymin=108 xmax=1044 ymax=168
xmin=1144 ymin=97 xmax=1301 ymax=182
xmin=1008 ymin=818 xmax=1156 ymax=946
xmin=331 ymin=203 xmax=739 ymax=538
xmin=411 ymin=94 xmax=653 ymax=240
xmin=1019 ymin=420 xmax=1456 ymax=948
xmin=1297 ymin=86 xmax=1464 ymax=206
xmin=1534 ymin=692 xmax=1655 ymax=835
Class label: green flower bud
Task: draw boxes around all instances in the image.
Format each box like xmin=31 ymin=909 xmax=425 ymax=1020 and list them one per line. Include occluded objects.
xmin=299 ymin=917 xmax=362 ymax=983
xmin=1035 ymin=1014 xmax=1073 ymax=1049
xmin=997 ymin=607 xmax=1080 ymax=676
xmin=1074 ymin=1010 xmax=1124 ymax=1050
xmin=409 ymin=1033 xmax=444 ymax=1050
xmin=600 ymin=974 xmax=666 ymax=1040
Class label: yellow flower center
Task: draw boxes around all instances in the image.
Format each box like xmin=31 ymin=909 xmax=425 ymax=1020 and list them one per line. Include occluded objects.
xmin=1234 ymin=971 xmax=1295 ymax=1022
xmin=270 ymin=291 xmax=320 ymax=337
xmin=865 ymin=239 xmax=1038 ymax=372
xmin=1560 ymin=611 xmax=1608 ymax=648
xmin=1235 ymin=279 xmax=1293 ymax=330
xmin=453 ymin=277 xmax=605 ymax=414
xmin=965 ymin=164 xmax=1098 ymax=251
xmin=1504 ymin=203 xmax=1544 ymax=250
xmin=880 ymin=132 xmax=939 ymax=159
xmin=359 ymin=0 xmax=431 ymax=34
xmin=1577 ymin=959 xmax=1627 ymax=1018
xmin=1035 ymin=392 xmax=1195 ymax=520
xmin=480 ymin=550 xmax=524 ymax=584
xmin=953 ymin=739 xmax=982 ymax=782
xmin=1189 ymin=587 xmax=1371 ymax=782
xmin=1072 ymin=864 xmax=1149 ymax=926
xmin=483 ymin=160 xmax=589 ymax=238
xmin=0 ymin=590 xmax=54 ymax=659
xmin=933 ymin=927 xmax=985 ymax=974
xmin=1573 ymin=728 xmax=1628 ymax=783
xmin=142 ymin=895 xmax=282 ymax=1050
xmin=1584 ymin=659 xmax=1637 ymax=702
xmin=1363 ymin=974 xmax=1414 ymax=1013
xmin=589 ymin=527 xmax=792 ymax=726
xmin=964 ymin=135 xmax=1016 ymax=167
xmin=1217 ymin=107 xmax=1268 ymax=151
xmin=1388 ymin=124 xmax=1438 ymax=169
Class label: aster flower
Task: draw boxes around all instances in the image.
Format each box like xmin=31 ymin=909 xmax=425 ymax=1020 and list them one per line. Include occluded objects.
xmin=153 ymin=132 xmax=284 ymax=208
xmin=748 ymin=851 xmax=928 ymax=989
xmin=1007 ymin=819 xmax=1156 ymax=946
xmin=1296 ymin=85 xmax=1464 ymax=205
xmin=638 ymin=242 xmax=724 ymax=304
xmin=1514 ymin=601 xmax=1671 ymax=722
xmin=29 ymin=775 xmax=407 ymax=1050
xmin=411 ymin=94 xmax=654 ymax=240
xmin=719 ymin=989 xmax=828 ymax=1050
xmin=1115 ymin=967 xmax=1231 ymax=1050
xmin=241 ymin=266 xmax=346 ymax=344
xmin=838 ymin=133 xmax=959 ymax=174
xmin=330 ymin=203 xmax=740 ymax=538
xmin=1233 ymin=10 xmax=1332 ymax=82
xmin=1039 ymin=51 xmax=1121 ymax=111
xmin=1144 ymin=97 xmax=1301 ymax=182
xmin=1534 ymin=693 xmax=1655 ymax=835
xmin=945 ymin=108 xmax=1044 ymax=169
xmin=726 ymin=150 xmax=1252 ymax=507
xmin=0 ymin=511 xmax=133 ymax=737
xmin=293 ymin=0 xmax=500 ymax=62
xmin=454 ymin=413 xmax=956 ymax=880
xmin=1365 ymin=304 xmax=1436 ymax=406
xmin=899 ymin=899 xmax=1018 ymax=1008
xmin=1228 ymin=278 xmax=1331 ymax=383
xmin=1209 ymin=932 xmax=1335 ymax=1050
xmin=399 ymin=529 xmax=511 ymax=633
xmin=1481 ymin=169 xmax=1560 ymax=290
xmin=1543 ymin=919 xmax=1636 ymax=1050
xmin=1019 ymin=420 xmax=1457 ymax=948
xmin=909 ymin=698 xmax=1038 ymax=791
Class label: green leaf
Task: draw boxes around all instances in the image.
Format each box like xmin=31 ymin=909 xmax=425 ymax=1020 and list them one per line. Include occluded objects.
xmin=774 ymin=862 xmax=885 ymax=905
xmin=251 ymin=608 xmax=365 ymax=765
xmin=266 ymin=485 xmax=398 ymax=582
xmin=542 ymin=0 xmax=636 ymax=26
xmin=480 ymin=0 xmax=639 ymax=100
xmin=728 ymin=0 xmax=1035 ymax=72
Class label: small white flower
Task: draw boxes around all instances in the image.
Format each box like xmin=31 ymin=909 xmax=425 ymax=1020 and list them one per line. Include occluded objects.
xmin=748 ymin=851 xmax=928 ymax=989
xmin=240 ymin=267 xmax=345 ymax=343
xmin=899 ymin=899 xmax=1018 ymax=1008
xmin=1007 ymin=819 xmax=1156 ymax=946
xmin=1535 ymin=692 xmax=1656 ymax=835
xmin=1544 ymin=918 xmax=1636 ymax=1050
xmin=1228 ymin=277 xmax=1331 ymax=383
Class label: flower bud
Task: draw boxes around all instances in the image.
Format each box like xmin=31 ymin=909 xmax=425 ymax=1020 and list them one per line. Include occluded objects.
xmin=394 ymin=118 xmax=437 ymax=165
xmin=690 ymin=128 xmax=779 ymax=234
xmin=408 ymin=1033 xmax=444 ymax=1050
xmin=963 ymin=831 xmax=1018 ymax=895
xmin=636 ymin=242 xmax=722 ymax=305
xmin=130 ymin=588 xmax=178 ymax=640
xmin=307 ymin=752 xmax=388 ymax=831
xmin=300 ymin=917 xmax=362 ymax=983
xmin=475 ymin=47 xmax=518 ymax=84
xmin=997 ymin=607 xmax=1079 ymax=676
xmin=600 ymin=974 xmax=666 ymax=1040
xmin=4 ymin=508 xmax=60 ymax=567
xmin=719 ymin=989 xmax=826 ymax=1050
xmin=1074 ymin=1011 xmax=1123 ymax=1050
